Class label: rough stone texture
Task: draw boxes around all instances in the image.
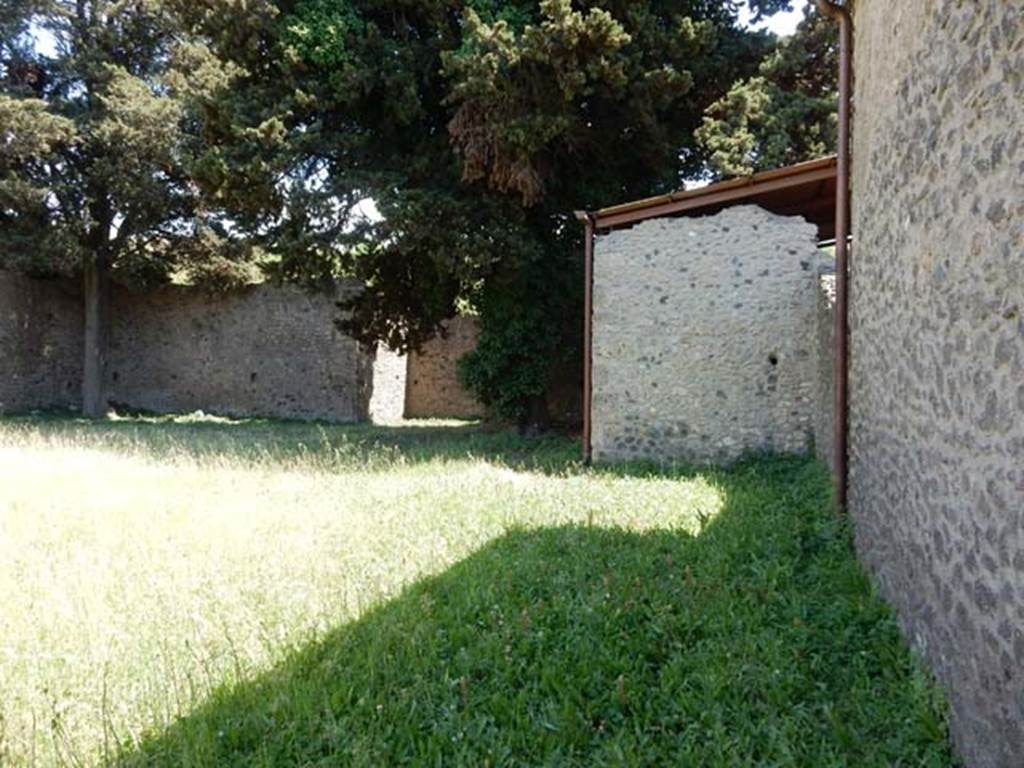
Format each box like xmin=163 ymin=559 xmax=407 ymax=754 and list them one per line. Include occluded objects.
xmin=814 ymin=271 xmax=835 ymax=474
xmin=0 ymin=271 xmax=83 ymax=413
xmin=591 ymin=205 xmax=823 ymax=464
xmin=1 ymin=273 xmax=384 ymax=422
xmin=105 ymin=281 xmax=373 ymax=422
xmin=850 ymin=2 xmax=1024 ymax=765
xmin=0 ymin=272 xmax=493 ymax=424
xmin=405 ymin=316 xmax=484 ymax=419
xmin=369 ymin=346 xmax=407 ymax=423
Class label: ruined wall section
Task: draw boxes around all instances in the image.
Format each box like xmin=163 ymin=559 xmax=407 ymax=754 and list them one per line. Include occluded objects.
xmin=105 ymin=281 xmax=373 ymax=422
xmin=814 ymin=271 xmax=835 ymax=474
xmin=591 ymin=206 xmax=822 ymax=464
xmin=369 ymin=346 xmax=407 ymax=423
xmin=405 ymin=316 xmax=484 ymax=419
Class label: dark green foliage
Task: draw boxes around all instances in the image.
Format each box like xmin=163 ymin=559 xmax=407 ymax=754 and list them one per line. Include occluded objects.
xmin=0 ymin=0 xmax=272 ymax=286
xmin=457 ymin=279 xmax=565 ymax=423
xmin=218 ymin=0 xmax=790 ymax=421
xmin=698 ymin=3 xmax=838 ymax=177
xmin=2 ymin=1 xmax=838 ymax=421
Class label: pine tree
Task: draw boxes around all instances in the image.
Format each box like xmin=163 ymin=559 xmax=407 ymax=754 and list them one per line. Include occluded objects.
xmin=698 ymin=4 xmax=838 ymax=177
xmin=0 ymin=0 xmax=275 ymax=415
xmin=223 ymin=0 xmax=791 ymax=425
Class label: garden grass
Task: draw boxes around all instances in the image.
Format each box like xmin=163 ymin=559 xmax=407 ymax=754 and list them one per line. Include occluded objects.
xmin=0 ymin=413 xmax=955 ymax=766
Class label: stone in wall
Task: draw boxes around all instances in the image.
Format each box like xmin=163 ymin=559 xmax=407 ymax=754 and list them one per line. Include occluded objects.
xmin=850 ymin=2 xmax=1024 ymax=765
xmin=591 ymin=205 xmax=824 ymax=464
xmin=814 ymin=271 xmax=835 ymax=474
xmin=369 ymin=346 xmax=407 ymax=423
xmin=405 ymin=316 xmax=483 ymax=419
xmin=0 ymin=271 xmax=83 ymax=413
xmin=105 ymin=281 xmax=373 ymax=422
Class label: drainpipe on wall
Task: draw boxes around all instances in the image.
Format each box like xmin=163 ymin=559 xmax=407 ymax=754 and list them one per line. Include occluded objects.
xmin=575 ymin=210 xmax=596 ymax=464
xmin=817 ymin=0 xmax=852 ymax=511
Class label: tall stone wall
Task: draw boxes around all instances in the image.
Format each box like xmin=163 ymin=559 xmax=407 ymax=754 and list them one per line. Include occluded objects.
xmin=850 ymin=2 xmax=1024 ymax=765
xmin=405 ymin=316 xmax=483 ymax=419
xmin=0 ymin=274 xmax=380 ymax=422
xmin=591 ymin=205 xmax=823 ymax=464
xmin=0 ymin=275 xmax=583 ymax=424
xmin=0 ymin=272 xmax=83 ymax=413
xmin=106 ymin=282 xmax=373 ymax=422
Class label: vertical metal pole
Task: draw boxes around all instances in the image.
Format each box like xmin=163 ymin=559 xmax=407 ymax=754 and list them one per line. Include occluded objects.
xmin=818 ymin=0 xmax=851 ymax=511
xmin=576 ymin=211 xmax=595 ymax=464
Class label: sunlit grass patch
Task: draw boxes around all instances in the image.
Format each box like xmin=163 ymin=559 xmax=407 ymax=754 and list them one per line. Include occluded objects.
xmin=0 ymin=415 xmax=954 ymax=767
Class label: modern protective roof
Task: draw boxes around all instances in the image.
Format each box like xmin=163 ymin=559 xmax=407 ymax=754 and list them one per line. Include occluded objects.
xmin=593 ymin=155 xmax=838 ymax=241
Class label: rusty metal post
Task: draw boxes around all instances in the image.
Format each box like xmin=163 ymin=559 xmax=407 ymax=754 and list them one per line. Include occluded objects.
xmin=575 ymin=211 xmax=596 ymax=464
xmin=817 ymin=0 xmax=852 ymax=511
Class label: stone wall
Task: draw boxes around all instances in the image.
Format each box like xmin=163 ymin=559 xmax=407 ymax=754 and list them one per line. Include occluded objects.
xmin=0 ymin=274 xmax=381 ymax=422
xmin=0 ymin=272 xmax=83 ymax=413
xmin=369 ymin=346 xmax=407 ymax=423
xmin=105 ymin=282 xmax=373 ymax=422
xmin=591 ymin=205 xmax=823 ymax=464
xmin=405 ymin=316 xmax=483 ymax=419
xmin=0 ymin=274 xmax=582 ymax=424
xmin=0 ymin=274 xmax=508 ymax=424
xmin=849 ymin=2 xmax=1024 ymax=765
xmin=813 ymin=272 xmax=835 ymax=474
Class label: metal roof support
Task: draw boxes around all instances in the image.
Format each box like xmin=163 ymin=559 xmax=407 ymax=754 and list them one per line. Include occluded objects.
xmin=817 ymin=0 xmax=852 ymax=512
xmin=574 ymin=210 xmax=596 ymax=464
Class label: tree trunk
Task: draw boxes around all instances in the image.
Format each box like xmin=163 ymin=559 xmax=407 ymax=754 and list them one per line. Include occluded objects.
xmin=81 ymin=255 xmax=110 ymax=418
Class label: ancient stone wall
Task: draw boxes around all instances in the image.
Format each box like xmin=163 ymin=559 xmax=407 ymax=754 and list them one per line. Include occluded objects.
xmin=405 ymin=316 xmax=484 ymax=419
xmin=0 ymin=275 xmax=583 ymax=425
xmin=814 ymin=272 xmax=835 ymax=474
xmin=0 ymin=274 xmax=382 ymax=422
xmin=591 ymin=205 xmax=823 ymax=464
xmin=105 ymin=281 xmax=373 ymax=422
xmin=0 ymin=272 xmax=83 ymax=413
xmin=849 ymin=2 xmax=1024 ymax=765
xmin=369 ymin=346 xmax=408 ymax=423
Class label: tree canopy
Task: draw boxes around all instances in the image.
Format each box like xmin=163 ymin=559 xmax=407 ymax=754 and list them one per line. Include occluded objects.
xmin=698 ymin=3 xmax=837 ymax=176
xmin=0 ymin=0 xmax=284 ymax=412
xmin=0 ymin=0 xmax=272 ymax=286
xmin=210 ymin=0 xmax=805 ymax=423
xmin=1 ymin=0 xmax=837 ymax=425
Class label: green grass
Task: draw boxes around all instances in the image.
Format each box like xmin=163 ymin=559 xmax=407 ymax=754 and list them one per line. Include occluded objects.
xmin=0 ymin=414 xmax=955 ymax=767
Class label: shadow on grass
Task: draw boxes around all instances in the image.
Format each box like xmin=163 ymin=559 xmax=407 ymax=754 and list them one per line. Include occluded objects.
xmin=110 ymin=457 xmax=954 ymax=767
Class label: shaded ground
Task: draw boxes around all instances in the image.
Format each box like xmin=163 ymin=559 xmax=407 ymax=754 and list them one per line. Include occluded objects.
xmin=0 ymin=414 xmax=955 ymax=766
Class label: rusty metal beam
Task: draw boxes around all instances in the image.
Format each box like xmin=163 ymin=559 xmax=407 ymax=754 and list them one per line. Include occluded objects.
xmin=595 ymin=163 xmax=837 ymax=231
xmin=575 ymin=210 xmax=596 ymax=464
xmin=817 ymin=0 xmax=852 ymax=512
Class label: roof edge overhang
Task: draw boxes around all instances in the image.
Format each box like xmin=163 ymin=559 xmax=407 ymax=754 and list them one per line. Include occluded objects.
xmin=593 ymin=155 xmax=838 ymax=238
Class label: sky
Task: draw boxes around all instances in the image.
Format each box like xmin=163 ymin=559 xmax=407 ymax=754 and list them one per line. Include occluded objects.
xmin=740 ymin=0 xmax=809 ymax=36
